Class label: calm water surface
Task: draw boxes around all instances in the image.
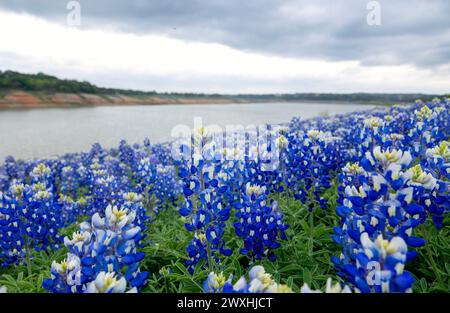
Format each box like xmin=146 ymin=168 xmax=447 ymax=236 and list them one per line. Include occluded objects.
xmin=0 ymin=102 xmax=376 ymax=160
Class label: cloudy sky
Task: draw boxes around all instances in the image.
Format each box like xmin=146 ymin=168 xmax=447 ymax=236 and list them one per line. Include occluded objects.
xmin=0 ymin=0 xmax=449 ymax=94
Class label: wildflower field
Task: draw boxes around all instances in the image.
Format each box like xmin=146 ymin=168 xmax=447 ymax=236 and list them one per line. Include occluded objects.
xmin=0 ymin=99 xmax=449 ymax=293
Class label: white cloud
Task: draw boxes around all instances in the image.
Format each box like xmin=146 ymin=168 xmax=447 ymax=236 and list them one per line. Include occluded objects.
xmin=0 ymin=9 xmax=449 ymax=93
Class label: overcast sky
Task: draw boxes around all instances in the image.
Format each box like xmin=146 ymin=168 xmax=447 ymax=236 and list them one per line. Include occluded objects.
xmin=0 ymin=0 xmax=449 ymax=94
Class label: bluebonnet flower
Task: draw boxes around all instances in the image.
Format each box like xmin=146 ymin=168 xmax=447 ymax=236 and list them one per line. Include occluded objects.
xmin=151 ymin=143 xmax=174 ymax=166
xmin=136 ymin=153 xmax=181 ymax=213
xmin=0 ymin=188 xmax=26 ymax=266
xmin=283 ymin=129 xmax=343 ymax=210
xmin=203 ymin=272 xmax=234 ymax=293
xmin=0 ymin=163 xmax=64 ymax=266
xmin=57 ymin=194 xmax=89 ymax=225
xmin=334 ymin=146 xmax=426 ymax=261
xmin=46 ymin=253 xmax=83 ymax=293
xmin=234 ymin=183 xmax=288 ymax=261
xmin=177 ymin=129 xmax=233 ymax=272
xmin=423 ymin=141 xmax=450 ymax=228
xmin=43 ymin=204 xmax=148 ymax=293
xmin=426 ymin=141 xmax=450 ymax=179
xmin=242 ymin=128 xmax=287 ymax=195
xmin=59 ymin=165 xmax=82 ymax=197
xmin=406 ymin=105 xmax=443 ymax=158
xmin=203 ymin=265 xmax=292 ymax=293
xmin=332 ymin=145 xmax=436 ymax=286
xmin=118 ymin=140 xmax=138 ymax=173
xmin=181 ymin=188 xmax=232 ymax=272
xmin=300 ymin=278 xmax=352 ymax=293
xmin=3 ymin=156 xmax=20 ymax=183
xmin=353 ymin=233 xmax=414 ymax=293
xmin=85 ymin=271 xmax=136 ymax=293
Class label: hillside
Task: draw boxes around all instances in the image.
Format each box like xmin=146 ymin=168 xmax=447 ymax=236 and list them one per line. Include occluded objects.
xmin=0 ymin=70 xmax=442 ymax=109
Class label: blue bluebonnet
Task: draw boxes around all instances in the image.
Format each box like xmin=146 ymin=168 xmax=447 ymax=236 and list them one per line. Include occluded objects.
xmin=177 ymin=128 xmax=232 ymax=272
xmin=424 ymin=141 xmax=450 ymax=228
xmin=204 ymin=265 xmax=351 ymax=293
xmin=43 ymin=203 xmax=148 ymax=293
xmin=203 ymin=265 xmax=293 ymax=293
xmin=0 ymin=163 xmax=63 ymax=266
xmin=136 ymin=158 xmax=181 ymax=212
xmin=284 ymin=129 xmax=343 ymax=210
xmin=234 ymin=183 xmax=288 ymax=261
xmin=333 ymin=145 xmax=427 ymax=278
xmin=353 ymin=233 xmax=414 ymax=293
xmin=85 ymin=271 xmax=136 ymax=293
xmin=300 ymin=278 xmax=352 ymax=293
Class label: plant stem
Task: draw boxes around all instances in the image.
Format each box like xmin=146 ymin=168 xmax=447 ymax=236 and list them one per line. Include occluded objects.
xmin=206 ymin=240 xmax=214 ymax=272
xmin=25 ymin=236 xmax=32 ymax=276
xmin=421 ymin=225 xmax=442 ymax=281
xmin=309 ymin=209 xmax=314 ymax=255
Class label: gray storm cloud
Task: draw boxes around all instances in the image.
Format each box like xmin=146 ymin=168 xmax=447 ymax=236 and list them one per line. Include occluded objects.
xmin=1 ymin=0 xmax=449 ymax=94
xmin=1 ymin=0 xmax=449 ymax=68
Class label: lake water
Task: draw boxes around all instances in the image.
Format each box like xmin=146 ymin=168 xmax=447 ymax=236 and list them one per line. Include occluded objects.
xmin=0 ymin=102 xmax=375 ymax=161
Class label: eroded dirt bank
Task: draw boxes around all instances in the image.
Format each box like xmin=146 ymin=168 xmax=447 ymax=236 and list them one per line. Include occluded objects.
xmin=0 ymin=91 xmax=249 ymax=109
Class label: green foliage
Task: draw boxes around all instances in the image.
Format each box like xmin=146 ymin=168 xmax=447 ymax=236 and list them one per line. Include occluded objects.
xmin=410 ymin=216 xmax=450 ymax=292
xmin=0 ymin=71 xmax=98 ymax=94
xmin=0 ymin=181 xmax=448 ymax=293
xmin=0 ymin=70 xmax=158 ymax=96
xmin=0 ymin=248 xmax=67 ymax=293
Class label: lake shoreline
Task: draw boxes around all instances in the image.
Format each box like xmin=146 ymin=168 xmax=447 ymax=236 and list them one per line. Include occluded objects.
xmin=0 ymin=71 xmax=441 ymax=110
xmin=0 ymin=95 xmax=388 ymax=111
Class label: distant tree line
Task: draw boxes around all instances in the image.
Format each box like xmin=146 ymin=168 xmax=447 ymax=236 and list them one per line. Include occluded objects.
xmin=0 ymin=70 xmax=444 ymax=102
xmin=233 ymin=93 xmax=441 ymax=103
xmin=0 ymin=70 xmax=159 ymax=95
xmin=0 ymin=70 xmax=97 ymax=93
xmin=0 ymin=70 xmax=224 ymax=98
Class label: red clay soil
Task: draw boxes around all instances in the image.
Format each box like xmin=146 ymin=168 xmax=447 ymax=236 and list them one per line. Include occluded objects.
xmin=0 ymin=90 xmax=245 ymax=109
xmin=0 ymin=91 xmax=44 ymax=108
